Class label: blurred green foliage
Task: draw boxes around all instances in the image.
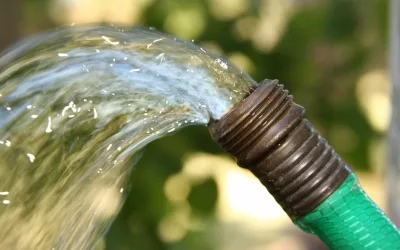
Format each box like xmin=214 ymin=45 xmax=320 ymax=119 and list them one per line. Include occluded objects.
xmin=0 ymin=0 xmax=389 ymax=249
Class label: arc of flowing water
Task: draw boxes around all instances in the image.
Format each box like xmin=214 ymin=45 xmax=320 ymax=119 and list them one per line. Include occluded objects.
xmin=0 ymin=25 xmax=255 ymax=249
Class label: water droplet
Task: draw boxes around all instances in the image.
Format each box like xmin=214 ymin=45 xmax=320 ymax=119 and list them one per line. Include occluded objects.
xmin=46 ymin=117 xmax=52 ymax=133
xmin=58 ymin=53 xmax=68 ymax=57
xmin=101 ymin=36 xmax=119 ymax=45
xmin=26 ymin=153 xmax=35 ymax=163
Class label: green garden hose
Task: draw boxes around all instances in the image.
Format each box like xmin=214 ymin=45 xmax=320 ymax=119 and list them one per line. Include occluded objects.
xmin=296 ymin=174 xmax=400 ymax=249
xmin=209 ymin=79 xmax=400 ymax=249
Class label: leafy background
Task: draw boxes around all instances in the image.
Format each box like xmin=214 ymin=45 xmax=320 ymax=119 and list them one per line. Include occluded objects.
xmin=0 ymin=0 xmax=392 ymax=249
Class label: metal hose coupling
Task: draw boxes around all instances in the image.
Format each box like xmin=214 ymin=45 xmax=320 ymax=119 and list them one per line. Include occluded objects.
xmin=208 ymin=79 xmax=350 ymax=219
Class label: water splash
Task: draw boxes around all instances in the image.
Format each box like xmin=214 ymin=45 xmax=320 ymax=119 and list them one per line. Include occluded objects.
xmin=0 ymin=25 xmax=256 ymax=249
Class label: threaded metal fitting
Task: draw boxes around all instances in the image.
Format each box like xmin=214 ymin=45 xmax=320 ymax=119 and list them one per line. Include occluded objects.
xmin=209 ymin=79 xmax=350 ymax=219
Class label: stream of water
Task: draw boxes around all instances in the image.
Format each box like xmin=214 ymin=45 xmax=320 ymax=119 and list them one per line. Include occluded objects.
xmin=0 ymin=25 xmax=256 ymax=249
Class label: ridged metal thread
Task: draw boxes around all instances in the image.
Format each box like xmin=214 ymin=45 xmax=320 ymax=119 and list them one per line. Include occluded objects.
xmin=209 ymin=79 xmax=350 ymax=219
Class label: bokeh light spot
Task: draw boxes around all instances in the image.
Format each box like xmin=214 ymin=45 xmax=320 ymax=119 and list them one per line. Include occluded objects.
xmin=163 ymin=8 xmax=206 ymax=40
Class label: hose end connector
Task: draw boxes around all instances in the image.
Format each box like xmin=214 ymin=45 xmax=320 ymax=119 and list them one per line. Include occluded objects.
xmin=209 ymin=79 xmax=350 ymax=219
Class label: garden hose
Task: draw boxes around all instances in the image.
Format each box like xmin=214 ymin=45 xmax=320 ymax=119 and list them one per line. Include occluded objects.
xmin=209 ymin=79 xmax=400 ymax=249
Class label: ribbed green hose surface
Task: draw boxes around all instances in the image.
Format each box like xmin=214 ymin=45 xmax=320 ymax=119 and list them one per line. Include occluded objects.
xmin=295 ymin=174 xmax=400 ymax=249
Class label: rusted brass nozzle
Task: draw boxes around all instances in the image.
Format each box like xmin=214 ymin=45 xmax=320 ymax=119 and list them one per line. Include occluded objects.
xmin=209 ymin=79 xmax=350 ymax=219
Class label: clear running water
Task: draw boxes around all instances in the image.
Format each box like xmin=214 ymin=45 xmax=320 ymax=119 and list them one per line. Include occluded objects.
xmin=0 ymin=25 xmax=256 ymax=249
